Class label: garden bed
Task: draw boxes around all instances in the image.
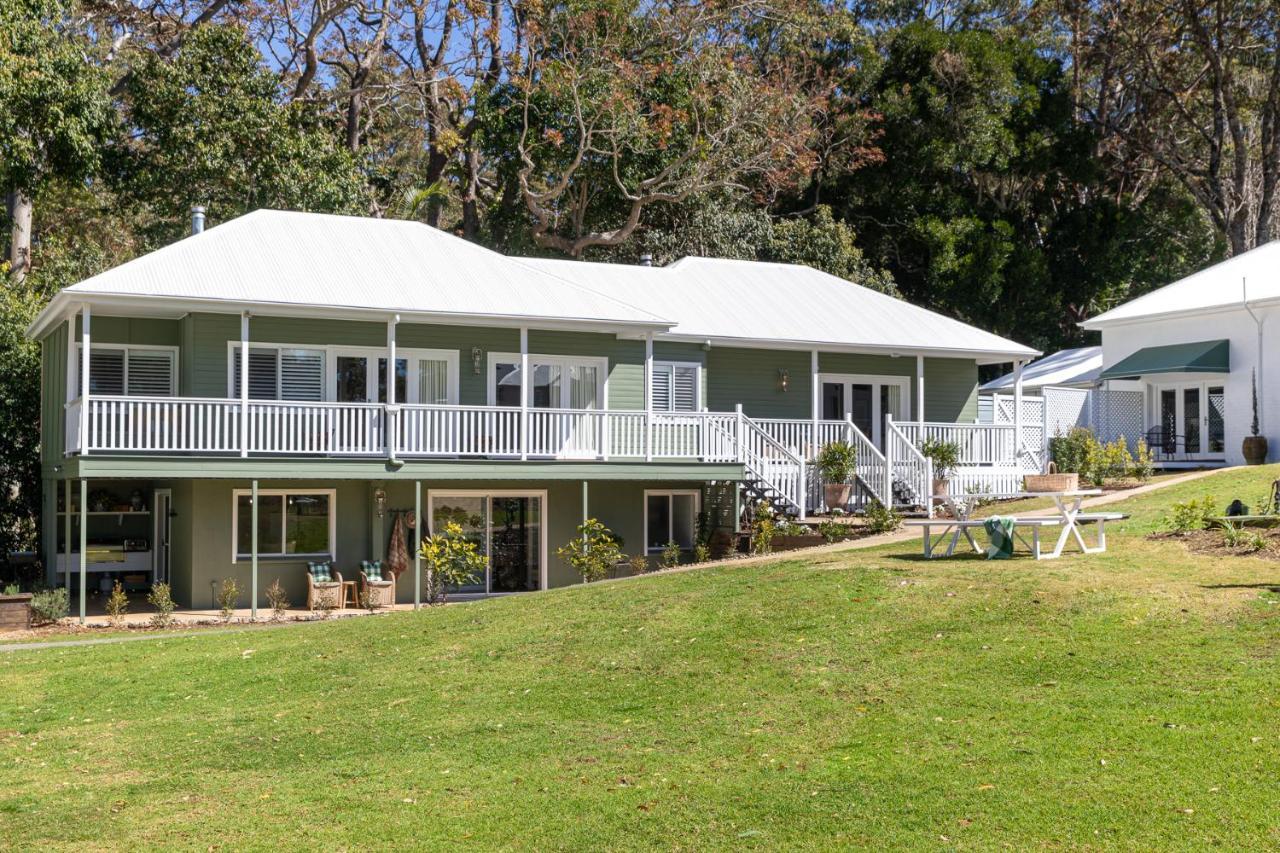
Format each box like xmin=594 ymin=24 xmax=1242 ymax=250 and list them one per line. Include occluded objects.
xmin=1150 ymin=526 xmax=1280 ymax=561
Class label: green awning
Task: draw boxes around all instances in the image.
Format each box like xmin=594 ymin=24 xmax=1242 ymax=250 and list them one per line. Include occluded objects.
xmin=1100 ymin=339 xmax=1229 ymax=380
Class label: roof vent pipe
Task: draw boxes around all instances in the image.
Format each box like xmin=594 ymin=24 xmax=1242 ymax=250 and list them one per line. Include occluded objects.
xmin=190 ymin=205 xmax=206 ymax=236
xmin=638 ymin=253 xmax=653 ymax=267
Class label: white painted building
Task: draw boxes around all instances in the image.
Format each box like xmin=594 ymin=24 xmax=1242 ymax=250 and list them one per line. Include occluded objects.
xmin=1081 ymin=241 xmax=1280 ymax=466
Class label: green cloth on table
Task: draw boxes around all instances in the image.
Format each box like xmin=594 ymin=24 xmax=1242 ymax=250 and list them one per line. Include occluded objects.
xmin=983 ymin=516 xmax=1015 ymax=559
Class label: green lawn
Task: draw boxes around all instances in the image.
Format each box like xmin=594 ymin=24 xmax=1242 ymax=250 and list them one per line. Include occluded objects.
xmin=3 ymin=467 xmax=1279 ymax=849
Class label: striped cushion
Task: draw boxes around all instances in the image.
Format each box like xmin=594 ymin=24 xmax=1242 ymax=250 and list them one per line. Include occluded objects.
xmin=361 ymin=560 xmax=382 ymax=581
xmin=307 ymin=561 xmax=332 ymax=583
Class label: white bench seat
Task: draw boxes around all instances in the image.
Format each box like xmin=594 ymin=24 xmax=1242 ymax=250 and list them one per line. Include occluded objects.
xmin=906 ymin=511 xmax=1122 ymax=560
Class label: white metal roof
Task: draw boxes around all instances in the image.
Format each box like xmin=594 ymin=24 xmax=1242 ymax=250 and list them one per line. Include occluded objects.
xmin=31 ymin=210 xmax=669 ymax=336
xmin=980 ymin=346 xmax=1102 ymax=391
xmin=1082 ymin=241 xmax=1280 ymax=328
xmin=523 ymin=256 xmax=1037 ymax=361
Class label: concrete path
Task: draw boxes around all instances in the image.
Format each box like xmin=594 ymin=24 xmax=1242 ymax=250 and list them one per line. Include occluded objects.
xmin=3 ymin=467 xmax=1234 ymax=653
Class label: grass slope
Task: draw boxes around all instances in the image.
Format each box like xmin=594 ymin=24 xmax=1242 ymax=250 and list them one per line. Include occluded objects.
xmin=3 ymin=467 xmax=1280 ymax=849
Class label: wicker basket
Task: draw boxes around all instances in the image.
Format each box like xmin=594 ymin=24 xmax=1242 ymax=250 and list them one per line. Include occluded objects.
xmin=1024 ymin=462 xmax=1078 ymax=493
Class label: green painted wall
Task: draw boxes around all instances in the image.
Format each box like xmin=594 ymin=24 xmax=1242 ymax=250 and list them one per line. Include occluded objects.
xmin=924 ymin=358 xmax=979 ymax=422
xmin=706 ymin=346 xmax=810 ymax=418
xmin=75 ymin=315 xmax=181 ymax=347
xmin=398 ymin=323 xmax=519 ymax=405
xmin=40 ymin=324 xmax=67 ymax=463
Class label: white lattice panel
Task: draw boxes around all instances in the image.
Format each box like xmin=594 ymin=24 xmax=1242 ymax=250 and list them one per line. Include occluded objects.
xmin=1043 ymin=387 xmax=1089 ymax=437
xmin=1091 ymin=389 xmax=1145 ymax=449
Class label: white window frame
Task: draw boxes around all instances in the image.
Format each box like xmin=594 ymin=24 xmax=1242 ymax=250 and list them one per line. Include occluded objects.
xmin=76 ymin=343 xmax=179 ymax=397
xmin=425 ymin=489 xmax=549 ymax=592
xmin=817 ymin=373 xmax=912 ymax=446
xmin=486 ymin=352 xmax=609 ymax=408
xmin=224 ymin=342 xmax=460 ymax=404
xmin=326 ymin=345 xmax=460 ymax=404
xmin=643 ymin=489 xmax=702 ymax=553
xmin=651 ymin=360 xmax=702 ymax=412
xmin=230 ymin=488 xmax=337 ymax=561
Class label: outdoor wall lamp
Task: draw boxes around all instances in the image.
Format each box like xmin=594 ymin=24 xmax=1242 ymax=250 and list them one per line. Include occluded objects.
xmin=373 ymin=487 xmax=387 ymax=518
xmin=471 ymin=347 xmax=483 ymax=375
xmin=778 ymin=368 xmax=789 ymax=392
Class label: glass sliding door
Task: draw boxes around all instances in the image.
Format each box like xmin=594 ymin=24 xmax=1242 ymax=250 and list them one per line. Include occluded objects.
xmin=490 ymin=354 xmax=607 ymax=457
xmin=428 ymin=492 xmax=544 ymax=593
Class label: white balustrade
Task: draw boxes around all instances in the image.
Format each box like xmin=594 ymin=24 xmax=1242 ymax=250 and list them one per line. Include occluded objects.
xmin=887 ymin=418 xmax=932 ymax=514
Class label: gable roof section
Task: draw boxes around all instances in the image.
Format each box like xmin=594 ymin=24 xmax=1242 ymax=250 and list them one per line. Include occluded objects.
xmin=1081 ymin=241 xmax=1280 ymax=329
xmin=523 ymin=256 xmax=1037 ymax=362
xmin=33 ymin=210 xmax=668 ymax=335
xmin=980 ymin=346 xmax=1102 ymax=391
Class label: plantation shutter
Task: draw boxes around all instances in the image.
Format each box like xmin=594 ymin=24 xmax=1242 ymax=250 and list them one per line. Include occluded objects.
xmin=87 ymin=348 xmax=125 ymax=395
xmin=651 ymin=363 xmax=697 ymax=412
xmin=651 ymin=364 xmax=673 ymax=411
xmin=280 ymin=349 xmax=324 ymax=401
xmin=672 ymin=366 xmax=697 ymax=412
xmin=232 ymin=348 xmax=281 ymax=399
xmin=126 ymin=350 xmax=175 ymax=396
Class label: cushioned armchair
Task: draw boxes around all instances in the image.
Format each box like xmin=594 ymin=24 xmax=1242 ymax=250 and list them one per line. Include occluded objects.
xmin=305 ymin=564 xmax=344 ymax=611
xmin=359 ymin=560 xmax=395 ymax=609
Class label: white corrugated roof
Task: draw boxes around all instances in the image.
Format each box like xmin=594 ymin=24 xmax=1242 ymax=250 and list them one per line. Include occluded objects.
xmin=980 ymin=346 xmax=1102 ymax=391
xmin=1082 ymin=241 xmax=1280 ymax=328
xmin=522 ymin=256 xmax=1037 ymax=361
xmin=44 ymin=209 xmax=667 ymax=329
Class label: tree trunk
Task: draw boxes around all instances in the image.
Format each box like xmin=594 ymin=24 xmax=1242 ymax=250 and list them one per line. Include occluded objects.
xmin=6 ymin=192 xmax=32 ymax=285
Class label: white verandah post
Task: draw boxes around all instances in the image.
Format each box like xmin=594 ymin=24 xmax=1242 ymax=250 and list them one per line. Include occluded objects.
xmin=239 ymin=312 xmax=250 ymax=457
xmin=386 ymin=315 xmax=399 ymax=462
xmin=413 ymin=480 xmax=422 ymax=610
xmin=250 ymin=479 xmax=259 ymax=621
xmin=78 ymin=478 xmax=87 ymax=625
xmin=63 ymin=479 xmax=71 ymax=592
xmin=644 ymin=333 xmax=654 ymax=462
xmin=915 ymin=354 xmax=925 ymax=424
xmin=1013 ymin=359 xmax=1026 ymax=470
xmin=79 ymin=304 xmax=90 ymax=455
xmin=519 ymin=327 xmax=529 ymax=461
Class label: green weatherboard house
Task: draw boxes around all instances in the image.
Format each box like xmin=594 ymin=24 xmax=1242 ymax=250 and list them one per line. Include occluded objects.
xmin=28 ymin=209 xmax=1036 ymax=612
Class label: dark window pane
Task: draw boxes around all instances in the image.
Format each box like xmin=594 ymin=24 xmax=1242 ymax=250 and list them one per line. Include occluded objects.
xmin=286 ymin=493 xmax=330 ymax=554
xmin=495 ymin=363 xmax=521 ymax=407
xmin=237 ymin=494 xmax=283 ymax=555
xmin=646 ymin=494 xmax=670 ymax=549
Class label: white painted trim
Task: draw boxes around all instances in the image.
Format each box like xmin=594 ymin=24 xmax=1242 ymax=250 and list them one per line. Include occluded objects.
xmin=425 ymin=489 xmax=549 ymax=592
xmin=642 ymin=489 xmax=702 ymax=553
xmin=230 ymin=488 xmax=337 ymax=562
xmin=485 ymin=351 xmax=610 ymax=408
xmin=1149 ymin=380 xmax=1230 ymax=459
xmin=75 ymin=341 xmax=180 ymax=396
xmin=152 ymin=488 xmax=172 ymax=584
xmin=649 ymin=360 xmax=703 ymax=412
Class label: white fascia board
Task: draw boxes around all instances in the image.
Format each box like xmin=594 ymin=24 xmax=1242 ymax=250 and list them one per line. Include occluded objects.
xmin=1081 ymin=295 xmax=1280 ymax=331
xmin=643 ymin=332 xmax=1039 ymax=363
xmin=28 ymin=291 xmax=675 ymax=340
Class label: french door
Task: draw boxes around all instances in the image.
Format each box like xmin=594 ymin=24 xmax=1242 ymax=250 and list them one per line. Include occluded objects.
xmin=1154 ymin=382 xmax=1225 ymax=458
xmin=819 ymin=374 xmax=910 ymax=448
xmin=490 ymin=354 xmax=607 ymax=457
xmin=427 ymin=491 xmax=546 ymax=593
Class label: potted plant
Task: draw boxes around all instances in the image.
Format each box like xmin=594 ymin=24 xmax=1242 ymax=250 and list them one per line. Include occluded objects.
xmin=920 ymin=437 xmax=961 ymax=499
xmin=0 ymin=584 xmax=33 ymax=630
xmin=1243 ymin=369 xmax=1268 ymax=465
xmin=815 ymin=440 xmax=858 ymax=512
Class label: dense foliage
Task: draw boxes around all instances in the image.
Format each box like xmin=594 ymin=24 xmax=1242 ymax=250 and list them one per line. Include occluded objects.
xmin=2 ymin=0 xmax=1274 ymax=558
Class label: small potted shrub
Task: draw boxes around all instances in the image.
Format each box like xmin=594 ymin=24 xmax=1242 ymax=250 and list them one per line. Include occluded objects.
xmin=815 ymin=440 xmax=857 ymax=512
xmin=1243 ymin=369 xmax=1268 ymax=465
xmin=920 ymin=437 xmax=961 ymax=499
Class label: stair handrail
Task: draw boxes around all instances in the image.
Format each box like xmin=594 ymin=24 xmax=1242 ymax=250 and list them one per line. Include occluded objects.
xmin=886 ymin=416 xmax=934 ymax=518
xmin=841 ymin=416 xmax=888 ymax=506
xmin=737 ymin=410 xmax=808 ymax=518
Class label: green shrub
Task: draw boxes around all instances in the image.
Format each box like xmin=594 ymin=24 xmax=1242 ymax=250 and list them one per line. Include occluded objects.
xmin=147 ymin=582 xmax=176 ymax=627
xmin=751 ymin=508 xmax=776 ymax=555
xmin=693 ymin=542 xmax=711 ymax=564
xmin=1050 ymin=427 xmax=1093 ymax=474
xmin=106 ymin=580 xmax=129 ymax=626
xmin=1166 ymin=496 xmax=1218 ymax=534
xmin=2 ymin=583 xmax=19 ymax=596
xmin=920 ymin=438 xmax=961 ymax=477
xmin=217 ymin=578 xmax=240 ymax=622
xmin=30 ymin=587 xmax=69 ymax=625
xmin=863 ymin=499 xmax=902 ymax=534
xmin=817 ymin=518 xmax=846 ymax=543
xmin=659 ymin=540 xmax=682 ymax=569
xmin=421 ymin=521 xmax=490 ymax=601
xmin=775 ymin=518 xmax=807 ymax=537
xmin=556 ymin=518 xmax=623 ymax=583
xmin=265 ymin=579 xmax=290 ymax=621
xmin=816 ymin=441 xmax=857 ymax=483
xmin=1130 ymin=439 xmax=1155 ymax=482
xmin=628 ymin=553 xmax=651 ymax=575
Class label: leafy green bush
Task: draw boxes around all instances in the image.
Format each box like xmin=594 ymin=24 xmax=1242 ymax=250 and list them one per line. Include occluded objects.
xmin=863 ymin=499 xmax=902 ymax=534
xmin=817 ymin=519 xmax=846 ymax=543
xmin=1165 ymin=496 xmax=1218 ymax=534
xmin=628 ymin=553 xmax=651 ymax=575
xmin=1131 ymin=439 xmax=1155 ymax=482
xmin=816 ymin=441 xmax=857 ymax=482
xmin=106 ymin=580 xmax=129 ymax=626
xmin=30 ymin=588 xmax=69 ymax=625
xmin=148 ymin=582 xmax=175 ymax=627
xmin=2 ymin=583 xmax=19 ymax=596
xmin=265 ymin=579 xmax=290 ymax=621
xmin=1049 ymin=427 xmax=1093 ymax=474
xmin=217 ymin=577 xmax=240 ymax=622
xmin=751 ymin=504 xmax=776 ymax=555
xmin=659 ymin=540 xmax=682 ymax=569
xmin=693 ymin=542 xmax=711 ymax=564
xmin=556 ymin=518 xmax=623 ymax=583
xmin=422 ymin=521 xmax=490 ymax=600
xmin=920 ymin=438 xmax=960 ymax=476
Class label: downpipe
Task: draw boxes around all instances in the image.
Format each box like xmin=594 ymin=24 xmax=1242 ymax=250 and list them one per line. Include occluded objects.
xmin=1243 ymin=278 xmax=1265 ymax=438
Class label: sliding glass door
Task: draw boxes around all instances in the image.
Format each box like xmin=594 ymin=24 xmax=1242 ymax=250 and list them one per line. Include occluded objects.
xmin=428 ymin=491 xmax=545 ymax=593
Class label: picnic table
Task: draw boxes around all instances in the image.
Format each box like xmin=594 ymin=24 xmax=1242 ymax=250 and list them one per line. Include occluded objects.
xmin=904 ymin=489 xmax=1122 ymax=560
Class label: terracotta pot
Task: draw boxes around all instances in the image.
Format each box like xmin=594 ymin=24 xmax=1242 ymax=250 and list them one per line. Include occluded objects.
xmin=1243 ymin=435 xmax=1269 ymax=465
xmin=824 ymin=483 xmax=853 ymax=512
xmin=932 ymin=477 xmax=949 ymax=499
